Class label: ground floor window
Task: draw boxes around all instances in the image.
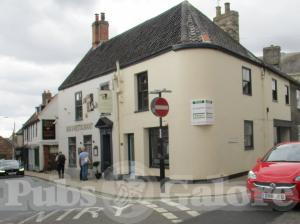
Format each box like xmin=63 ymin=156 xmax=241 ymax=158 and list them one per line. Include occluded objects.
xmin=244 ymin=121 xmax=254 ymax=150
xmin=84 ymin=135 xmax=93 ymax=167
xmin=149 ymin=127 xmax=169 ymax=168
xmin=68 ymin=137 xmax=77 ymax=167
xmin=34 ymin=147 xmax=40 ymax=168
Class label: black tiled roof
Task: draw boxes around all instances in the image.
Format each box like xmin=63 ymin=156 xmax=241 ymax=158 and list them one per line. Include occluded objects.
xmin=58 ymin=1 xmax=287 ymax=90
xmin=23 ymin=113 xmax=39 ymax=128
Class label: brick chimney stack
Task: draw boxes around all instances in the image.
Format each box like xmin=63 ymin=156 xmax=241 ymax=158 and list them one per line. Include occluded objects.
xmin=92 ymin=12 xmax=109 ymax=48
xmin=225 ymin=2 xmax=230 ymax=13
xmin=216 ymin=6 xmax=221 ymax=17
xmin=213 ymin=2 xmax=240 ymax=42
xmin=42 ymin=90 xmax=52 ymax=106
xmin=263 ymin=45 xmax=281 ymax=68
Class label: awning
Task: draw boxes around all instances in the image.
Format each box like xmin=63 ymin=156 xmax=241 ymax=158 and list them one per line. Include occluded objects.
xmin=95 ymin=117 xmax=113 ymax=129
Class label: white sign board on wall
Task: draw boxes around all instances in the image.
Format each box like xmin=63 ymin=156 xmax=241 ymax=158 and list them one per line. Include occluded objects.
xmin=191 ymin=99 xmax=214 ymax=125
xmin=98 ymin=90 xmax=112 ymax=114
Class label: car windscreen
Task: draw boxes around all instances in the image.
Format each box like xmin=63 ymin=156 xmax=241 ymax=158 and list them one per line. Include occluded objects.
xmin=264 ymin=144 xmax=300 ymax=162
xmin=0 ymin=160 xmax=20 ymax=168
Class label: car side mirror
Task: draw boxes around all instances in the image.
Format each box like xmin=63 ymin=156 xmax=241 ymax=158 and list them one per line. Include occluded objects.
xmin=256 ymin=157 xmax=262 ymax=163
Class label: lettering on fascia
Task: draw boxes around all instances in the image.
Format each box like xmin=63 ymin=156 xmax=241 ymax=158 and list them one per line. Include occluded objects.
xmin=66 ymin=123 xmax=93 ymax=132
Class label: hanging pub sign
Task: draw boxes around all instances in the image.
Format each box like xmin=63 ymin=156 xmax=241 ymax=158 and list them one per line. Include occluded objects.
xmin=83 ymin=93 xmax=96 ymax=112
xmin=98 ymin=90 xmax=112 ymax=114
xmin=191 ymin=99 xmax=214 ymax=125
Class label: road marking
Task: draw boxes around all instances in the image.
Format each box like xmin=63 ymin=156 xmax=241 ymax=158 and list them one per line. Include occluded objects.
xmin=73 ymin=207 xmax=103 ymax=220
xmin=153 ymin=207 xmax=168 ymax=213
xmin=172 ymin=220 xmax=183 ymax=223
xmin=56 ymin=208 xmax=79 ymax=221
xmin=146 ymin=204 xmax=159 ymax=208
xmin=162 ymin=212 xmax=178 ymax=219
xmin=161 ymin=199 xmax=190 ymax=211
xmin=139 ymin=200 xmax=182 ymax=223
xmin=187 ymin=210 xmax=200 ymax=217
xmin=18 ymin=210 xmax=60 ymax=224
xmin=160 ymin=199 xmax=201 ymax=218
xmin=111 ymin=204 xmax=133 ymax=216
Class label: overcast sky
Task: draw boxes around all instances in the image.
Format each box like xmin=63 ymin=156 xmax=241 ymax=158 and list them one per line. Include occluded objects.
xmin=0 ymin=0 xmax=299 ymax=137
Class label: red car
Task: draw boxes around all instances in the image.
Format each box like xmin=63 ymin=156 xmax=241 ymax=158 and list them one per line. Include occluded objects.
xmin=247 ymin=142 xmax=300 ymax=211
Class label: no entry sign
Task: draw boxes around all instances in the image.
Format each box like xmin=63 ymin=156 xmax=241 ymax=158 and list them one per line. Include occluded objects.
xmin=151 ymin=97 xmax=169 ymax=117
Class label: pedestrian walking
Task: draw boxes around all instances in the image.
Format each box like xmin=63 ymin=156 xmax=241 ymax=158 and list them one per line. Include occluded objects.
xmin=78 ymin=148 xmax=83 ymax=181
xmin=55 ymin=151 xmax=66 ymax=179
xmin=79 ymin=147 xmax=89 ymax=181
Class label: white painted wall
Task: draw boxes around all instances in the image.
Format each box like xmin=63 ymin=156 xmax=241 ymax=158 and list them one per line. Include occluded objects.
xmin=58 ymin=74 xmax=113 ymax=175
xmin=57 ymin=48 xmax=292 ymax=181
xmin=116 ymin=48 xmax=291 ymax=180
xmin=23 ymin=95 xmax=59 ymax=171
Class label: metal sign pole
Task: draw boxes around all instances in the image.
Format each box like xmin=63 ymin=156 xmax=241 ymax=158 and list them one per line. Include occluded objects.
xmin=158 ymin=92 xmax=166 ymax=193
xmin=150 ymin=89 xmax=171 ymax=193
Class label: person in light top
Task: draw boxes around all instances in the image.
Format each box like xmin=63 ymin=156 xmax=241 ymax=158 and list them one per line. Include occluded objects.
xmin=79 ymin=147 xmax=89 ymax=181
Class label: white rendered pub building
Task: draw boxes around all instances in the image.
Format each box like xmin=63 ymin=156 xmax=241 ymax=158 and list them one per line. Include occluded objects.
xmin=58 ymin=2 xmax=300 ymax=181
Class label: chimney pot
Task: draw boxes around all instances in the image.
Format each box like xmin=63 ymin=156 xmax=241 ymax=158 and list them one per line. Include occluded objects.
xmin=92 ymin=12 xmax=109 ymax=48
xmin=216 ymin=6 xmax=221 ymax=17
xmin=225 ymin=2 xmax=230 ymax=13
xmin=213 ymin=2 xmax=239 ymax=42
xmin=101 ymin=13 xmax=105 ymax=21
xmin=42 ymin=90 xmax=52 ymax=106
xmin=95 ymin=13 xmax=99 ymax=21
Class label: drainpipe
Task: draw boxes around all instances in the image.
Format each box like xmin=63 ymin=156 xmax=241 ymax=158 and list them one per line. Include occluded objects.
xmin=112 ymin=61 xmax=122 ymax=176
xmin=261 ymin=67 xmax=268 ymax=150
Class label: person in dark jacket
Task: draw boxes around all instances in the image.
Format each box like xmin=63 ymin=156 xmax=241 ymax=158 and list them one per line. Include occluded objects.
xmin=56 ymin=151 xmax=66 ymax=179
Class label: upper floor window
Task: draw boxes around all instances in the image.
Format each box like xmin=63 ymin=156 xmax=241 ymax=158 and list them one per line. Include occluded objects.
xmin=272 ymin=79 xmax=278 ymax=101
xmin=137 ymin=72 xmax=149 ymax=112
xmin=42 ymin=120 xmax=55 ymax=140
xmin=297 ymin=90 xmax=300 ymax=109
xmin=242 ymin=67 xmax=252 ymax=96
xmin=100 ymin=83 xmax=110 ymax=90
xmin=24 ymin=129 xmax=27 ymax=142
xmin=244 ymin=120 xmax=254 ymax=150
xmin=75 ymin=91 xmax=83 ymax=121
xmin=285 ymin=85 xmax=290 ymax=105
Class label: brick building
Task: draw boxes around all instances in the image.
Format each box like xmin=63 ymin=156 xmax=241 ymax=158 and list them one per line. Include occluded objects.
xmin=0 ymin=136 xmax=13 ymax=159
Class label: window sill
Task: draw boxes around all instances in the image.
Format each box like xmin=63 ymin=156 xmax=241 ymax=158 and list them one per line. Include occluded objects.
xmin=272 ymin=100 xmax=278 ymax=103
xmin=243 ymin=93 xmax=252 ymax=97
xmin=245 ymin=147 xmax=254 ymax=151
xmin=150 ymin=165 xmax=170 ymax=169
xmin=134 ymin=109 xmax=149 ymax=113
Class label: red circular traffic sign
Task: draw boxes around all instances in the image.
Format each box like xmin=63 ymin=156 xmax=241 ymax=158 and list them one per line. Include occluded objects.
xmin=151 ymin=97 xmax=169 ymax=117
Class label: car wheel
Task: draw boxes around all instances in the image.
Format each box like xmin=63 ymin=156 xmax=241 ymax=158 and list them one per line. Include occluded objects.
xmin=270 ymin=201 xmax=298 ymax=212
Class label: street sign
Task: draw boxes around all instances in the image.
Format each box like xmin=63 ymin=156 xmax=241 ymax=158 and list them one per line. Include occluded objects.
xmin=151 ymin=97 xmax=169 ymax=117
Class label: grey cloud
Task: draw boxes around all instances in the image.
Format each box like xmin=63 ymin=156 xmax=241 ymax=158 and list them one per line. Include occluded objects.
xmin=0 ymin=0 xmax=96 ymax=64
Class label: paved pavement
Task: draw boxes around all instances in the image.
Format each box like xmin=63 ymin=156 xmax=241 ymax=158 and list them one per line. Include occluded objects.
xmin=0 ymin=176 xmax=299 ymax=224
xmin=25 ymin=171 xmax=248 ymax=199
